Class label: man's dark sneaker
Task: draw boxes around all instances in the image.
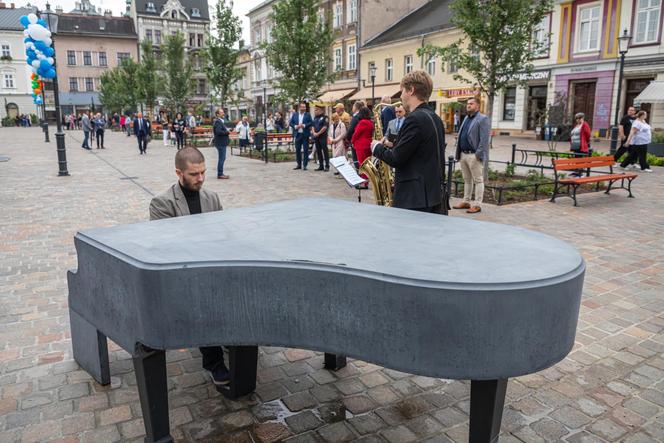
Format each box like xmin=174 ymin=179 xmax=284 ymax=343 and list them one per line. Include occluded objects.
xmin=211 ymin=366 xmax=230 ymax=391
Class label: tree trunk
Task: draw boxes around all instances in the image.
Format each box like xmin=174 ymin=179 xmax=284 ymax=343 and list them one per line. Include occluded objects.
xmin=484 ymin=91 xmax=495 ymax=182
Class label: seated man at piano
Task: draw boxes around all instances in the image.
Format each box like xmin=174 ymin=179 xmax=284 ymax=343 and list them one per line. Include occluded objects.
xmin=149 ymin=146 xmax=229 ymax=389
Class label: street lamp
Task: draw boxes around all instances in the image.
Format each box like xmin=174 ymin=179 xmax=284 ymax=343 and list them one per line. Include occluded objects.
xmin=41 ymin=2 xmax=69 ymax=176
xmin=369 ymin=64 xmax=377 ymax=106
xmin=610 ymin=29 xmax=632 ymax=156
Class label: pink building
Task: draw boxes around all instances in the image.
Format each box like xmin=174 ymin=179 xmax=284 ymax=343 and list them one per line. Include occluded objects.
xmin=54 ymin=13 xmax=138 ymax=116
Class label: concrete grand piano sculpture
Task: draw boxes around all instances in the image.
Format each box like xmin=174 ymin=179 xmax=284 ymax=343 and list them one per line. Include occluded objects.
xmin=67 ymin=198 xmax=584 ymax=443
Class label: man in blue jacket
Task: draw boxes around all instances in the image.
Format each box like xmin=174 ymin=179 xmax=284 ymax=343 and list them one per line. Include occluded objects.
xmin=133 ymin=112 xmax=152 ymax=155
xmin=289 ymin=101 xmax=313 ymax=170
xmin=213 ymin=108 xmax=230 ymax=179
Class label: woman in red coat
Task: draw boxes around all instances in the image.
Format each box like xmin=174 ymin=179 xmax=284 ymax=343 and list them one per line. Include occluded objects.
xmin=351 ymin=106 xmax=374 ymax=184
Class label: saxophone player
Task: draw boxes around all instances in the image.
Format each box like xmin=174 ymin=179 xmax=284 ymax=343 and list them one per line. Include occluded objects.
xmin=371 ymin=70 xmax=446 ymax=213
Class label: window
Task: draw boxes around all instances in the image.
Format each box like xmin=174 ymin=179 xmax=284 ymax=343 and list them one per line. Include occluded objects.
xmin=83 ymin=51 xmax=92 ymax=66
xmin=254 ymin=27 xmax=261 ymax=44
xmin=254 ymin=59 xmax=262 ymax=82
xmin=334 ymin=47 xmax=342 ymax=71
xmin=347 ymin=0 xmax=357 ymax=23
xmin=266 ymin=24 xmax=273 ymax=43
xmin=333 ymin=2 xmax=342 ymax=28
xmin=532 ymin=14 xmax=551 ymax=55
xmin=98 ymin=52 xmax=107 ymax=66
xmin=117 ymin=52 xmax=130 ymax=63
xmin=85 ymin=77 xmax=94 ymax=92
xmin=449 ymin=59 xmax=458 ymax=73
xmin=197 ymin=79 xmax=206 ymax=95
xmin=189 ymin=33 xmax=195 ymax=46
xmin=1 ymin=44 xmax=9 ymax=58
xmin=426 ymin=56 xmax=436 ymax=76
xmin=197 ymin=34 xmax=203 ymax=47
xmin=503 ymin=87 xmax=516 ymax=121
xmin=577 ymin=4 xmax=601 ymax=52
xmin=155 ymin=30 xmax=161 ymax=45
xmin=146 ymin=2 xmax=156 ymax=12
xmin=347 ymin=44 xmax=356 ymax=70
xmin=385 ymin=58 xmax=393 ymax=81
xmin=192 ymin=8 xmax=201 ymax=17
xmin=67 ymin=50 xmax=76 ymax=65
xmin=404 ymin=55 xmax=413 ymax=74
xmin=69 ymin=77 xmax=78 ymax=92
xmin=635 ymin=0 xmax=662 ymax=43
xmin=145 ymin=29 xmax=152 ymax=42
xmin=3 ymin=72 xmax=14 ymax=88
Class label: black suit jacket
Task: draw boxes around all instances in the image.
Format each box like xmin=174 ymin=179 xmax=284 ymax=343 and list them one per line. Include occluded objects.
xmin=344 ymin=113 xmax=360 ymax=144
xmin=213 ymin=117 xmax=230 ymax=146
xmin=133 ymin=118 xmax=151 ymax=138
xmin=373 ymin=103 xmax=446 ymax=210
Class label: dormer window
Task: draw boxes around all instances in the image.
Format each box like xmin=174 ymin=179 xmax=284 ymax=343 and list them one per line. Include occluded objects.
xmin=171 ymin=10 xmax=177 ymax=18
xmin=146 ymin=2 xmax=156 ymax=12
xmin=192 ymin=8 xmax=200 ymax=17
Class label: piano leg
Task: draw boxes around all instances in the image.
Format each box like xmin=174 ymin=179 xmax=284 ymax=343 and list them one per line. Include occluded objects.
xmin=220 ymin=345 xmax=258 ymax=400
xmin=324 ymin=353 xmax=347 ymax=371
xmin=469 ymin=379 xmax=508 ymax=443
xmin=70 ymin=309 xmax=110 ymax=385
xmin=133 ymin=345 xmax=173 ymax=443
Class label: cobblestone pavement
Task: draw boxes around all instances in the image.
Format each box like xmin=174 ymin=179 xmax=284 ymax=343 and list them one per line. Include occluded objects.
xmin=1 ymin=127 xmax=663 ymax=443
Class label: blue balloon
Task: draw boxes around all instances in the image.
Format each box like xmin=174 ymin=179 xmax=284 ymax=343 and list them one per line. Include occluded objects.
xmin=44 ymin=47 xmax=54 ymax=57
xmin=19 ymin=16 xmax=29 ymax=27
xmin=35 ymin=41 xmax=48 ymax=52
xmin=27 ymin=49 xmax=36 ymax=59
xmin=37 ymin=19 xmax=47 ymax=27
xmin=40 ymin=59 xmax=51 ymax=70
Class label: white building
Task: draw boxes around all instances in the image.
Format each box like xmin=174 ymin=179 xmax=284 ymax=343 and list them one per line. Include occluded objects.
xmin=0 ymin=6 xmax=39 ymax=121
xmin=131 ymin=0 xmax=210 ymax=113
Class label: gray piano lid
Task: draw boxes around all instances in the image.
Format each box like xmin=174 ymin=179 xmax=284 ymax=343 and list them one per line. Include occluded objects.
xmin=77 ymin=198 xmax=583 ymax=287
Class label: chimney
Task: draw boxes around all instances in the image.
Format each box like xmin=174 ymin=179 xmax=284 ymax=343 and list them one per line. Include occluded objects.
xmin=104 ymin=9 xmax=112 ymax=17
xmin=56 ymin=5 xmax=63 ymax=13
xmin=0 ymin=3 xmax=7 ymax=9
xmin=11 ymin=2 xmax=14 ymax=7
xmin=239 ymin=39 xmax=245 ymax=49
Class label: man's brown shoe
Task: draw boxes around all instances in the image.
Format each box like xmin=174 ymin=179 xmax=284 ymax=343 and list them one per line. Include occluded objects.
xmin=217 ymin=175 xmax=230 ymax=179
xmin=453 ymin=202 xmax=471 ymax=210
xmin=466 ymin=206 xmax=481 ymax=214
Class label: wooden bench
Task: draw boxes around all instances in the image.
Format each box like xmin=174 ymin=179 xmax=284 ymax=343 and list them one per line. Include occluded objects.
xmin=188 ymin=127 xmax=213 ymax=147
xmin=551 ymin=155 xmax=637 ymax=206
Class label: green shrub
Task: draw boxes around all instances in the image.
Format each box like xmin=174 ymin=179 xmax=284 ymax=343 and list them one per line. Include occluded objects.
xmin=1 ymin=116 xmax=14 ymax=127
xmin=30 ymin=113 xmax=38 ymax=124
xmin=647 ymin=153 xmax=664 ymax=167
xmin=652 ymin=131 xmax=664 ymax=144
xmin=505 ymin=163 xmax=515 ymax=177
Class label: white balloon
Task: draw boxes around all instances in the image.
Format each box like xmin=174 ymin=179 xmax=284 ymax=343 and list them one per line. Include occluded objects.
xmin=43 ymin=38 xmax=52 ymax=47
xmin=23 ymin=29 xmax=29 ymax=37
xmin=47 ymin=57 xmax=54 ymax=65
xmin=31 ymin=60 xmax=40 ymax=68
xmin=31 ymin=66 xmax=37 ymax=73
xmin=27 ymin=24 xmax=50 ymax=41
xmin=27 ymin=13 xmax=38 ymax=24
xmin=37 ymin=54 xmax=46 ymax=60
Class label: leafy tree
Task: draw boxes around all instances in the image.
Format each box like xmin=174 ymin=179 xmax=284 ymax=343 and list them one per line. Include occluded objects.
xmin=418 ymin=0 xmax=553 ymax=168
xmin=137 ymin=40 xmax=161 ymax=115
xmin=161 ymin=32 xmax=193 ymax=113
xmin=204 ymin=0 xmax=242 ymax=108
xmin=262 ymin=0 xmax=334 ymax=102
xmin=99 ymin=68 xmax=124 ymax=112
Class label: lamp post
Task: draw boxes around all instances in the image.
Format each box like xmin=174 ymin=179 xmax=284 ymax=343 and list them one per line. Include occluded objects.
xmin=41 ymin=2 xmax=69 ymax=176
xmin=369 ymin=64 xmax=377 ymax=106
xmin=609 ymin=29 xmax=632 ymax=156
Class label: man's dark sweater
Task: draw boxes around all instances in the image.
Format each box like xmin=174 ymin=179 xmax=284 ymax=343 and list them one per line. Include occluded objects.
xmin=180 ymin=183 xmax=201 ymax=214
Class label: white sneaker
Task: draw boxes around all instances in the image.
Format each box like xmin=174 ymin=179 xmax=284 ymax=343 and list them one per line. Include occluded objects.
xmin=627 ymin=164 xmax=637 ymax=170
xmin=643 ymin=169 xmax=653 ymax=173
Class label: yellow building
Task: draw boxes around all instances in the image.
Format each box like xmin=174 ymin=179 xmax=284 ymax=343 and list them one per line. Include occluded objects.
xmin=353 ymin=0 xmax=481 ymax=132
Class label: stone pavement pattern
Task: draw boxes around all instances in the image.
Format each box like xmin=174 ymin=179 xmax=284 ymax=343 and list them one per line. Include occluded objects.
xmin=0 ymin=128 xmax=663 ymax=443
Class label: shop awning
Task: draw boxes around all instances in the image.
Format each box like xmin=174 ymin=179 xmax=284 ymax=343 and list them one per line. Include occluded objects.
xmin=316 ymin=88 xmax=356 ymax=104
xmin=348 ymin=85 xmax=401 ymax=101
xmin=634 ymin=81 xmax=664 ymax=105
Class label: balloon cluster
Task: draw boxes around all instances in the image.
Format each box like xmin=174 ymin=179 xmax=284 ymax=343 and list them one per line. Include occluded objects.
xmin=20 ymin=13 xmax=56 ymax=84
xmin=31 ymin=73 xmax=44 ymax=105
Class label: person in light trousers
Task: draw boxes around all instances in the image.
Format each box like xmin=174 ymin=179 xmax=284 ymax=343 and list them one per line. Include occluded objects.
xmin=453 ymin=97 xmax=490 ymax=214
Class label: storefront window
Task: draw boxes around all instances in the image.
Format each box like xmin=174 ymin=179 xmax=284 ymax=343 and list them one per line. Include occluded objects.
xmin=503 ymin=87 xmax=516 ymax=121
xmin=635 ymin=0 xmax=662 ymax=44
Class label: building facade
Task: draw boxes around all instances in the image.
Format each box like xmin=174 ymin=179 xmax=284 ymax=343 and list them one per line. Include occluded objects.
xmin=246 ymin=0 xmax=279 ymax=120
xmin=227 ymin=46 xmax=253 ymax=122
xmin=0 ymin=5 xmax=39 ymax=121
xmin=55 ymin=13 xmax=138 ymax=116
xmin=493 ymin=0 xmax=664 ymax=136
xmin=131 ymin=0 xmax=210 ymax=112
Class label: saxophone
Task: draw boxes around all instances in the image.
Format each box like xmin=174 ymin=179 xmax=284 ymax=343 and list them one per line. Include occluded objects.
xmin=359 ymin=103 xmax=400 ymax=206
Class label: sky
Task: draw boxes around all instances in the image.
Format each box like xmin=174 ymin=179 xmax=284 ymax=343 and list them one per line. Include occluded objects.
xmin=13 ymin=0 xmax=263 ymax=42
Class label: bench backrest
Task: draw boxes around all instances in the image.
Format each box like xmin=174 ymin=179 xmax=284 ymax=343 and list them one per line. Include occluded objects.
xmin=553 ymin=155 xmax=613 ymax=171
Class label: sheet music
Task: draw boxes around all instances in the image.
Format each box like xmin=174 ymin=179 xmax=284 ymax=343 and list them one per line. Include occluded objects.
xmin=330 ymin=156 xmax=367 ymax=187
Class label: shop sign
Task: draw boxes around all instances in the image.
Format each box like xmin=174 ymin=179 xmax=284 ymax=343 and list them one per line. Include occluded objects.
xmin=570 ymin=65 xmax=598 ymax=73
xmin=441 ymin=88 xmax=480 ymax=98
xmin=511 ymin=70 xmax=550 ymax=81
